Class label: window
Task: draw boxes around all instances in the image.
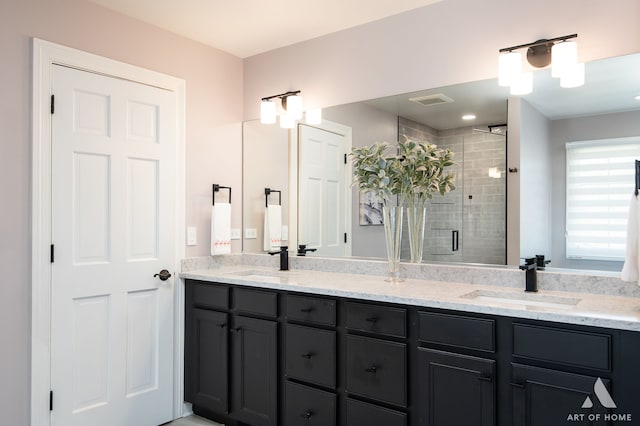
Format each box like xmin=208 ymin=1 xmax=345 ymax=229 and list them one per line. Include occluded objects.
xmin=565 ymin=138 xmax=640 ymax=261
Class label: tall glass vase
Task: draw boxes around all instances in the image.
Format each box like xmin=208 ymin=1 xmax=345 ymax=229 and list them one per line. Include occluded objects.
xmin=406 ymin=198 xmax=427 ymax=263
xmin=382 ymin=202 xmax=404 ymax=282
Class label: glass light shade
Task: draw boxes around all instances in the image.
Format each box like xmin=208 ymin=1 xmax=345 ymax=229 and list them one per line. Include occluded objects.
xmin=305 ymin=108 xmax=322 ymax=125
xmin=552 ymin=41 xmax=578 ymax=78
xmin=286 ymin=95 xmax=303 ymax=119
xmin=279 ymin=113 xmax=295 ymax=129
xmin=560 ymin=62 xmax=585 ymax=88
xmin=260 ymin=100 xmax=276 ymax=124
xmin=498 ymin=51 xmax=522 ymax=87
xmin=510 ymin=72 xmax=533 ymax=95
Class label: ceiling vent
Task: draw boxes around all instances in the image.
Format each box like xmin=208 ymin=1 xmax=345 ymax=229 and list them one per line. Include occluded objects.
xmin=408 ymin=93 xmax=454 ymax=106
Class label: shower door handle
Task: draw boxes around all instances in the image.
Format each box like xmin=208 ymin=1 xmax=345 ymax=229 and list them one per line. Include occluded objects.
xmin=452 ymin=230 xmax=459 ymax=252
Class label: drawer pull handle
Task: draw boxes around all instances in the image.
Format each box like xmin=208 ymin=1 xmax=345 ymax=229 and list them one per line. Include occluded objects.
xmin=217 ymin=323 xmax=227 ymax=328
xmin=300 ymin=411 xmax=314 ymax=419
xmin=365 ymin=316 xmax=379 ymax=323
xmin=300 ymin=307 xmax=314 ymax=313
xmin=230 ymin=327 xmax=242 ymax=333
xmin=301 ymin=352 xmax=315 ymax=360
xmin=510 ymin=382 xmax=526 ymax=389
xmin=477 ymin=375 xmax=492 ymax=382
xmin=365 ymin=365 xmax=378 ymax=374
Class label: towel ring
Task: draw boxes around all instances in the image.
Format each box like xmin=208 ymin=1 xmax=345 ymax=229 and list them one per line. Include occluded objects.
xmin=213 ymin=184 xmax=232 ymax=205
xmin=265 ymin=188 xmax=281 ymax=207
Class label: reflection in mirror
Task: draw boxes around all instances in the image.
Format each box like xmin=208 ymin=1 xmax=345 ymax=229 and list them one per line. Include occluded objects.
xmin=242 ymin=53 xmax=640 ymax=273
xmin=321 ymin=84 xmax=508 ymax=265
xmin=242 ymin=121 xmax=289 ymax=253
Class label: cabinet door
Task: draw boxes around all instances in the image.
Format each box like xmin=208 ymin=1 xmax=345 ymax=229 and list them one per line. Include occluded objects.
xmin=232 ymin=316 xmax=278 ymax=426
xmin=512 ymin=364 xmax=611 ymax=426
xmin=185 ymin=308 xmax=229 ymax=414
xmin=419 ymin=348 xmax=495 ymax=426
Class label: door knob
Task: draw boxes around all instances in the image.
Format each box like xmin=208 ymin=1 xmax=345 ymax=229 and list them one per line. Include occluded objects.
xmin=154 ymin=269 xmax=172 ymax=281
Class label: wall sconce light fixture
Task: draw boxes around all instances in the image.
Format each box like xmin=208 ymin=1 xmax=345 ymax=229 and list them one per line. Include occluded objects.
xmin=260 ymin=90 xmax=322 ymax=128
xmin=498 ymin=34 xmax=583 ymax=95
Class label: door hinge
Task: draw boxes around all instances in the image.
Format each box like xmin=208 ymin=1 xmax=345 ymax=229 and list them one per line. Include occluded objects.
xmin=50 ymin=94 xmax=55 ymax=114
xmin=49 ymin=390 xmax=53 ymax=411
xmin=344 ymin=153 xmax=347 ymax=164
xmin=344 ymin=233 xmax=348 ymax=243
xmin=50 ymin=244 xmax=54 ymax=263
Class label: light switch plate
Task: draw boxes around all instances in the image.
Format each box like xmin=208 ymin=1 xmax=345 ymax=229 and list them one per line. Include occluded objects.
xmin=245 ymin=228 xmax=257 ymax=239
xmin=187 ymin=226 xmax=197 ymax=246
xmin=230 ymin=228 xmax=241 ymax=240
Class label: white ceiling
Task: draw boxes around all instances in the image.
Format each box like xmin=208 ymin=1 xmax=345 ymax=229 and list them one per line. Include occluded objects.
xmin=87 ymin=0 xmax=443 ymax=58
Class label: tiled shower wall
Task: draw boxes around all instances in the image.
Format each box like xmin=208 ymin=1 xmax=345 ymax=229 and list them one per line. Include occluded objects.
xmin=399 ymin=118 xmax=506 ymax=265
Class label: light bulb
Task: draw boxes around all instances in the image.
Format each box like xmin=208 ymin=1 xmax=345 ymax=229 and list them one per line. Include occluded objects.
xmin=498 ymin=51 xmax=522 ymax=87
xmin=260 ymin=100 xmax=276 ymax=124
xmin=286 ymin=95 xmax=303 ymax=119
xmin=510 ymin=72 xmax=532 ymax=96
xmin=552 ymin=40 xmax=578 ymax=78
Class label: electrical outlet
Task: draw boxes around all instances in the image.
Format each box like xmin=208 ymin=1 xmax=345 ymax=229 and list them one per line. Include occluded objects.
xmin=230 ymin=228 xmax=241 ymax=240
xmin=187 ymin=226 xmax=197 ymax=246
xmin=245 ymin=228 xmax=257 ymax=239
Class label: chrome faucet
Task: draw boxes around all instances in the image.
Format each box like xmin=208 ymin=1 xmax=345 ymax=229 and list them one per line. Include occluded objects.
xmin=268 ymin=246 xmax=289 ymax=271
xmin=519 ymin=257 xmax=538 ymax=292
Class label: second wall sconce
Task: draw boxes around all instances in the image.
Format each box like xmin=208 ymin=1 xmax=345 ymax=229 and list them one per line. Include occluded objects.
xmin=498 ymin=33 xmax=584 ymax=96
xmin=260 ymin=90 xmax=322 ymax=128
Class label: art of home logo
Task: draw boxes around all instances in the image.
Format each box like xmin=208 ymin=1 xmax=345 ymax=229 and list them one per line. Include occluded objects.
xmin=566 ymin=378 xmax=633 ymax=423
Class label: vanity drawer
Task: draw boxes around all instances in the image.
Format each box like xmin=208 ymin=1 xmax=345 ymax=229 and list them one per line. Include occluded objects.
xmin=233 ymin=287 xmax=278 ymax=318
xmin=513 ymin=323 xmax=611 ymax=371
xmin=285 ymin=381 xmax=336 ymax=426
xmin=190 ymin=282 xmax=228 ymax=310
xmin=419 ymin=311 xmax=495 ymax=352
xmin=345 ymin=335 xmax=406 ymax=407
xmin=285 ymin=324 xmax=336 ymax=388
xmin=286 ymin=294 xmax=336 ymax=326
xmin=345 ymin=398 xmax=407 ymax=426
xmin=346 ymin=302 xmax=406 ymax=338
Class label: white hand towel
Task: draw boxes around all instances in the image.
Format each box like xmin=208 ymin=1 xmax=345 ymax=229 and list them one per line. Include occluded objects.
xmin=211 ymin=203 xmax=231 ymax=255
xmin=263 ymin=204 xmax=282 ymax=251
xmin=621 ymin=193 xmax=639 ymax=283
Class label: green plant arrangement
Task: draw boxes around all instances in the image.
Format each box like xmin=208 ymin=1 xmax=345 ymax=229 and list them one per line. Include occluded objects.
xmin=397 ymin=137 xmax=456 ymax=263
xmin=349 ymin=138 xmax=456 ymax=279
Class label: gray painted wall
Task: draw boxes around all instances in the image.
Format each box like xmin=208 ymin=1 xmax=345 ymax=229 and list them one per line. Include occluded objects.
xmin=519 ymin=99 xmax=552 ymax=260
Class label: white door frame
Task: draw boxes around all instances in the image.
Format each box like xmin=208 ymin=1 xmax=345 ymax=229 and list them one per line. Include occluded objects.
xmin=31 ymin=38 xmax=186 ymax=426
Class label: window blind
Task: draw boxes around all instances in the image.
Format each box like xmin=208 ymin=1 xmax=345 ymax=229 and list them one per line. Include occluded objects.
xmin=565 ymin=138 xmax=640 ymax=261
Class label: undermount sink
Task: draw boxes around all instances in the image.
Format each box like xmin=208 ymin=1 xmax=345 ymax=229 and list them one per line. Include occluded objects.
xmin=460 ymin=290 xmax=581 ymax=310
xmin=226 ymin=269 xmax=289 ymax=283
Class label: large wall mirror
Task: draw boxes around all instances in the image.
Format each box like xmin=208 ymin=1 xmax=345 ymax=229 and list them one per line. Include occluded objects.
xmin=243 ymin=52 xmax=640 ymax=273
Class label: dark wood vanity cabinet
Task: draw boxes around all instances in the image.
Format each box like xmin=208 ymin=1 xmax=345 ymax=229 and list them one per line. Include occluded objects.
xmin=185 ymin=279 xmax=640 ymax=426
xmin=184 ymin=282 xmax=277 ymax=426
xmin=344 ymin=302 xmax=408 ymax=425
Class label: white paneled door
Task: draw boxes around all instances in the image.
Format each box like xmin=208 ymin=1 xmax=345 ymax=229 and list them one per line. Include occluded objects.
xmin=298 ymin=124 xmax=348 ymax=257
xmin=50 ymin=65 xmax=176 ymax=426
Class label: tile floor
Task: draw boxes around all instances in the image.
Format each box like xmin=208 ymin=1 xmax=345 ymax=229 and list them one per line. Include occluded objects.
xmin=163 ymin=415 xmax=222 ymax=426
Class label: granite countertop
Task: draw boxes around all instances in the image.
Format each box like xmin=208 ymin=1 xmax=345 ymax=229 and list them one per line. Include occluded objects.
xmin=180 ymin=265 xmax=640 ymax=332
